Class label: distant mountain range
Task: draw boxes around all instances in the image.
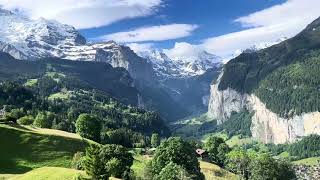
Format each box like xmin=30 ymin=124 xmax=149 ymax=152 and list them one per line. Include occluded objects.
xmin=0 ymin=8 xmax=223 ymax=121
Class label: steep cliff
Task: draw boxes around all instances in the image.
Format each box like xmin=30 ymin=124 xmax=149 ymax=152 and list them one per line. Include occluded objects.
xmin=208 ymin=73 xmax=247 ymax=124
xmin=249 ymin=94 xmax=320 ymax=144
xmin=208 ymin=78 xmax=320 ymax=144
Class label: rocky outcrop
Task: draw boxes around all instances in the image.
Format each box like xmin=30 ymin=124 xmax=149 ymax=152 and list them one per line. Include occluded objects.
xmin=208 ymin=73 xmax=320 ymax=144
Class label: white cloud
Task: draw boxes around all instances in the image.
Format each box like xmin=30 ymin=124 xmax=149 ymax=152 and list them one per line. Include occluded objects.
xmin=235 ymin=0 xmax=320 ymax=28
xmin=202 ymin=0 xmax=320 ymax=58
xmin=126 ymin=43 xmax=154 ymax=53
xmin=98 ymin=24 xmax=198 ymax=42
xmin=202 ymin=21 xmax=303 ymax=58
xmin=163 ymin=42 xmax=204 ymax=61
xmin=0 ymin=0 xmax=163 ymax=29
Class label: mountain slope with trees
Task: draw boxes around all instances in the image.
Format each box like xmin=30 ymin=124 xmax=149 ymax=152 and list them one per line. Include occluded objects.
xmin=218 ymin=17 xmax=320 ymax=117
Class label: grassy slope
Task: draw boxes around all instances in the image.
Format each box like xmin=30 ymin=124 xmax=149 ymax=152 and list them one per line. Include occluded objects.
xmin=0 ymin=124 xmax=92 ymax=174
xmin=200 ymin=161 xmax=237 ymax=180
xmin=8 ymin=167 xmax=120 ymax=180
xmin=9 ymin=167 xmax=88 ymax=180
xmin=226 ymin=135 xmax=255 ymax=147
xmin=131 ymin=155 xmax=151 ymax=179
xmin=293 ymin=157 xmax=320 ymax=166
xmin=171 ymin=113 xmax=217 ymax=139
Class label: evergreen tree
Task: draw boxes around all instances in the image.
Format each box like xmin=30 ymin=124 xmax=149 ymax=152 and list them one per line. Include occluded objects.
xmin=151 ymin=133 xmax=160 ymax=148
xmin=84 ymin=144 xmax=107 ymax=180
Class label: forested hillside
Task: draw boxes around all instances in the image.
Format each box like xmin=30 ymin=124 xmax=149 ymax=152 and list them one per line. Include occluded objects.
xmin=218 ymin=17 xmax=320 ymax=117
xmin=0 ymin=52 xmax=139 ymax=105
xmin=0 ymin=53 xmax=170 ymax=148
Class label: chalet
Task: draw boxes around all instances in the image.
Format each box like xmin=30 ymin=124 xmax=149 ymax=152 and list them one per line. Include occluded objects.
xmin=196 ymin=149 xmax=207 ymax=160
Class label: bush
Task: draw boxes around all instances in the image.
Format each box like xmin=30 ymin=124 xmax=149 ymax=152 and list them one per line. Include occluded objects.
xmin=154 ymin=162 xmax=192 ymax=180
xmin=72 ymin=152 xmax=85 ymax=170
xmin=33 ymin=112 xmax=55 ymax=128
xmin=17 ymin=115 xmax=34 ymax=125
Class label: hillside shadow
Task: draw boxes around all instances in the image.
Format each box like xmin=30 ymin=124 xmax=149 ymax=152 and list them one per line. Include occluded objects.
xmin=9 ymin=123 xmax=32 ymax=131
xmin=0 ymin=125 xmax=89 ymax=175
xmin=0 ymin=159 xmax=32 ymax=174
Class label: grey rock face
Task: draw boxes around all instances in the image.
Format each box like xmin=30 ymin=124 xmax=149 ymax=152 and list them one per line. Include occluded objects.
xmin=208 ymin=72 xmax=320 ymax=144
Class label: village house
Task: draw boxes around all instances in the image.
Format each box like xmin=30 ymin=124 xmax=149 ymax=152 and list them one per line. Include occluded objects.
xmin=196 ymin=149 xmax=207 ymax=160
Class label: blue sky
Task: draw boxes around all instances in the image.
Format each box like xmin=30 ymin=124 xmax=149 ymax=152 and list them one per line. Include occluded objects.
xmin=1 ymin=0 xmax=320 ymax=59
xmin=80 ymin=0 xmax=285 ymax=48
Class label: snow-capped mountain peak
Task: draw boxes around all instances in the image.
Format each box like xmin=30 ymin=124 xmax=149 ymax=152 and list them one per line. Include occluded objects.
xmin=0 ymin=8 xmax=13 ymax=16
xmin=0 ymin=8 xmax=85 ymax=59
xmin=136 ymin=49 xmax=222 ymax=78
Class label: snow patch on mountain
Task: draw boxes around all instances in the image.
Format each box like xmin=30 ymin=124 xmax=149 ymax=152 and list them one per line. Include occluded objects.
xmin=0 ymin=9 xmax=85 ymax=59
xmin=135 ymin=49 xmax=222 ymax=78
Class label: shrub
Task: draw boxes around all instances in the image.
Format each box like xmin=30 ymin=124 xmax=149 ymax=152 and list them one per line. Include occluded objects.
xmin=72 ymin=152 xmax=85 ymax=170
xmin=154 ymin=162 xmax=192 ymax=180
xmin=33 ymin=112 xmax=55 ymax=128
xmin=17 ymin=115 xmax=34 ymax=125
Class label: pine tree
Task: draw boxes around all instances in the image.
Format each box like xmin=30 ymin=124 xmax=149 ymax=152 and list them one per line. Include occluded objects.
xmin=84 ymin=144 xmax=108 ymax=180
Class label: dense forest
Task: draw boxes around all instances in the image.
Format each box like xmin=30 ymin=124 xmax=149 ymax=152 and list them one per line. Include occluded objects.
xmin=255 ymin=53 xmax=320 ymax=117
xmin=267 ymin=135 xmax=320 ymax=160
